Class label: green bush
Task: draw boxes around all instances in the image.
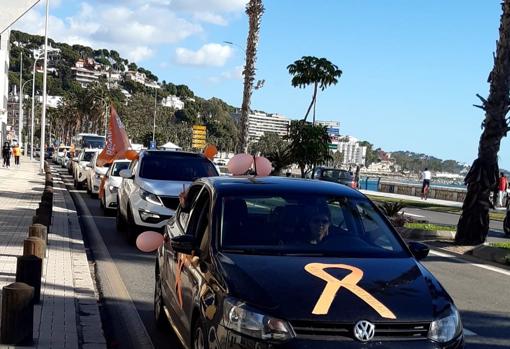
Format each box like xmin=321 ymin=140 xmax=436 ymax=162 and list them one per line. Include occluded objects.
xmin=404 ymin=223 xmax=456 ymax=231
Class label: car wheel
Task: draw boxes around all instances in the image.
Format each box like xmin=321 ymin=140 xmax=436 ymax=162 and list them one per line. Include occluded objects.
xmin=86 ymin=180 xmax=91 ymax=194
xmin=192 ymin=318 xmax=208 ymax=349
xmin=154 ymin=265 xmax=167 ymax=330
xmin=126 ymin=204 xmax=140 ymax=245
xmin=116 ymin=203 xmax=127 ymax=231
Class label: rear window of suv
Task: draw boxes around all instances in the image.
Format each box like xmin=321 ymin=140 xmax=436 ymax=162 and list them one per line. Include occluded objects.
xmin=139 ymin=152 xmax=218 ymax=181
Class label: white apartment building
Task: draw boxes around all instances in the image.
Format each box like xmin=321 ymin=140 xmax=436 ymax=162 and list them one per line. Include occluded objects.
xmin=71 ymin=66 xmax=100 ymax=87
xmin=161 ymin=95 xmax=184 ymax=110
xmin=36 ymin=95 xmax=62 ymax=109
xmin=331 ymin=135 xmax=367 ymax=166
xmin=233 ymin=111 xmax=290 ymax=143
xmin=125 ymin=70 xmax=146 ymax=84
xmin=0 ymin=29 xmax=10 ymax=145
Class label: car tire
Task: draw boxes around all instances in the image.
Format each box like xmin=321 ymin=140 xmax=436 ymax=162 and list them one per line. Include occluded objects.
xmin=154 ymin=265 xmax=168 ymax=330
xmin=116 ymin=203 xmax=127 ymax=231
xmin=126 ymin=204 xmax=140 ymax=245
xmin=192 ymin=318 xmax=209 ymax=349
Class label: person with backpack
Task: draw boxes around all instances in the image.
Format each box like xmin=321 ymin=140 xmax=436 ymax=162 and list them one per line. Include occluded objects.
xmin=12 ymin=144 xmax=21 ymax=167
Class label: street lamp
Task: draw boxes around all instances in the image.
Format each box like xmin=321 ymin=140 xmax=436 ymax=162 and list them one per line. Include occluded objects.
xmin=19 ymin=78 xmax=33 ymax=155
xmin=30 ymin=51 xmax=43 ymax=160
xmin=40 ymin=0 xmax=50 ymax=173
xmin=152 ymin=87 xmax=157 ymax=144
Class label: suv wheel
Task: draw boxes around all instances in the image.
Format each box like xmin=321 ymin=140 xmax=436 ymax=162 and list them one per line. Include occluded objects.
xmin=154 ymin=266 xmax=167 ymax=330
xmin=126 ymin=204 xmax=140 ymax=245
xmin=192 ymin=318 xmax=208 ymax=349
xmin=116 ymin=203 xmax=127 ymax=231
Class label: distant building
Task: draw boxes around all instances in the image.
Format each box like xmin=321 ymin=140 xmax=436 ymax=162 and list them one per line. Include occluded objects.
xmin=36 ymin=95 xmax=62 ymax=109
xmin=7 ymin=90 xmax=19 ymax=133
xmin=329 ymin=135 xmax=367 ymax=166
xmin=232 ymin=110 xmax=290 ymax=143
xmin=71 ymin=65 xmax=100 ymax=87
xmin=161 ymin=95 xmax=184 ymax=110
xmin=0 ymin=29 xmax=10 ymax=144
xmin=125 ymin=70 xmax=159 ymax=89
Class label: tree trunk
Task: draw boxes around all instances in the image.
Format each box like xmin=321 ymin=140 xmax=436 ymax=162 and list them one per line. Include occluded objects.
xmin=303 ymin=83 xmax=318 ymax=123
xmin=456 ymin=0 xmax=510 ymax=245
xmin=238 ymin=0 xmax=264 ymax=153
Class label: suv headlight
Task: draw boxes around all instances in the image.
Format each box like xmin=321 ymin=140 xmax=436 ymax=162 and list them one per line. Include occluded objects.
xmin=428 ymin=306 xmax=462 ymax=343
xmin=109 ymin=185 xmax=118 ymax=193
xmin=139 ymin=188 xmax=163 ymax=206
xmin=222 ymin=298 xmax=294 ymax=341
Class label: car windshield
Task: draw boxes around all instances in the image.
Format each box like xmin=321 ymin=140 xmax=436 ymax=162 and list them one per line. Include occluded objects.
xmin=220 ymin=194 xmax=407 ymax=258
xmin=139 ymin=153 xmax=218 ymax=181
xmin=82 ymin=152 xmax=95 ymax=162
xmin=112 ymin=161 xmax=130 ymax=176
xmin=322 ymin=169 xmax=352 ymax=180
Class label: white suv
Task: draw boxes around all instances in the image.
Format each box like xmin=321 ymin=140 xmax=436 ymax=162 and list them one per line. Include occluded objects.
xmin=85 ymin=152 xmax=108 ymax=196
xmin=116 ymin=150 xmax=218 ymax=243
xmin=73 ymin=149 xmax=100 ymax=189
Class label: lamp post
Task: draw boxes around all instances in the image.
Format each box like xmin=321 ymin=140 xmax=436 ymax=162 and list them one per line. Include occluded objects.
xmin=18 ymin=51 xmax=22 ymax=148
xmin=40 ymin=0 xmax=50 ymax=173
xmin=30 ymin=52 xmax=43 ymax=161
xmin=152 ymin=87 xmax=157 ymax=144
xmin=19 ymin=78 xmax=33 ymax=155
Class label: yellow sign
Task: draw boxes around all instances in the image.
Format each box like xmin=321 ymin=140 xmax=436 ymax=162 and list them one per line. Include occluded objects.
xmin=192 ymin=125 xmax=207 ymax=148
xmin=193 ymin=125 xmax=206 ymax=131
xmin=192 ymin=130 xmax=207 ymax=136
xmin=305 ymin=263 xmax=396 ymax=319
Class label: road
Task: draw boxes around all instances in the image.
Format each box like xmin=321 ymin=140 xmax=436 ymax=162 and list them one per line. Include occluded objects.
xmin=55 ymin=166 xmax=510 ymax=349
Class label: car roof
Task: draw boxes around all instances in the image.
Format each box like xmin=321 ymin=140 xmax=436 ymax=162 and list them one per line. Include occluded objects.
xmin=139 ymin=149 xmax=209 ymax=159
xmin=317 ymin=167 xmax=351 ymax=172
xmin=200 ymin=176 xmax=365 ymax=198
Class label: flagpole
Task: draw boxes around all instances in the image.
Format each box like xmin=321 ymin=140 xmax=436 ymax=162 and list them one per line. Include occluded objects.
xmin=39 ymin=0 xmax=49 ymax=173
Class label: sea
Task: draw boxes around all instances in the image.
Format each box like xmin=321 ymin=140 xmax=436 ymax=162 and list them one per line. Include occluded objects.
xmin=358 ymin=177 xmax=467 ymax=192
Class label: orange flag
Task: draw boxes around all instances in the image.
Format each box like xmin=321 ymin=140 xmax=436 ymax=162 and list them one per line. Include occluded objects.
xmin=97 ymin=105 xmax=131 ymax=167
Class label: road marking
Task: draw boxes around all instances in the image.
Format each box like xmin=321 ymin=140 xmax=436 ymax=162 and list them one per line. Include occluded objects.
xmin=429 ymin=250 xmax=510 ymax=276
xmin=463 ymin=328 xmax=477 ymax=336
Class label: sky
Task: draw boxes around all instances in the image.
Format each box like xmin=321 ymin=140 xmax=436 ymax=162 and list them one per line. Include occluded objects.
xmin=12 ymin=0 xmax=509 ymax=168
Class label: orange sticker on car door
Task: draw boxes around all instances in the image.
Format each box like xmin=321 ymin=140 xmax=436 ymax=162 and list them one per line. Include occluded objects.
xmin=305 ymin=263 xmax=396 ymax=319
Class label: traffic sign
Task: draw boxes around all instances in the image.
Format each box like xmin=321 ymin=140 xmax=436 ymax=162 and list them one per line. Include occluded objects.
xmin=192 ymin=125 xmax=207 ymax=149
xmin=193 ymin=125 xmax=206 ymax=131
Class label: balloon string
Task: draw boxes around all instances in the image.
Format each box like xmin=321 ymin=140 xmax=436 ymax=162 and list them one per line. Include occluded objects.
xmin=253 ymin=154 xmax=257 ymax=176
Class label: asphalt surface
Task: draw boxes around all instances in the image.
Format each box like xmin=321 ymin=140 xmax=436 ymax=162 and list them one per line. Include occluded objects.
xmin=55 ymin=165 xmax=510 ymax=349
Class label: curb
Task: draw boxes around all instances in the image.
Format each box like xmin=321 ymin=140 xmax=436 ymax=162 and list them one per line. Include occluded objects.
xmin=470 ymin=245 xmax=510 ymax=265
xmin=398 ymin=227 xmax=456 ymax=241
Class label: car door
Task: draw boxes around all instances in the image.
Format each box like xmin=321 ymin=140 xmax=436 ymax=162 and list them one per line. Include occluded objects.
xmin=119 ymin=159 xmax=138 ymax=217
xmin=161 ymin=184 xmax=206 ymax=339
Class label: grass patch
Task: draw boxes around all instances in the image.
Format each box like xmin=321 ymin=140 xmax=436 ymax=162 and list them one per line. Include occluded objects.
xmin=404 ymin=223 xmax=456 ymax=231
xmin=489 ymin=242 xmax=510 ymax=250
xmin=368 ymin=195 xmax=506 ymax=222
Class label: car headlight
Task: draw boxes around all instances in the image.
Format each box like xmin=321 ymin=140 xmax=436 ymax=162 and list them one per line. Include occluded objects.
xmin=139 ymin=188 xmax=163 ymax=206
xmin=222 ymin=298 xmax=294 ymax=341
xmin=109 ymin=185 xmax=118 ymax=193
xmin=428 ymin=306 xmax=462 ymax=343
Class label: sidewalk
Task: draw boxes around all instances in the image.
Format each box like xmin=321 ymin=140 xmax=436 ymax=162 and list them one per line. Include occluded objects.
xmin=360 ymin=189 xmax=464 ymax=208
xmin=0 ymin=157 xmax=106 ymax=348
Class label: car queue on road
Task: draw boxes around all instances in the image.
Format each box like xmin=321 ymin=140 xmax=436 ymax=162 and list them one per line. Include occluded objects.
xmin=53 ymin=135 xmax=465 ymax=349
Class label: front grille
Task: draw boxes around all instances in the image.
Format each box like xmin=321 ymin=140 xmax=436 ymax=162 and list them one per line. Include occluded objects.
xmin=291 ymin=320 xmax=430 ymax=341
xmin=160 ymin=196 xmax=179 ymax=210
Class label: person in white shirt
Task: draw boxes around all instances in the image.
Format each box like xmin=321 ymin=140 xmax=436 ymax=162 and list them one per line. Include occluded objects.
xmin=420 ymin=168 xmax=432 ymax=200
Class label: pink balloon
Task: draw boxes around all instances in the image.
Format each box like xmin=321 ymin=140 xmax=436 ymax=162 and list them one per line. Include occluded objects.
xmin=255 ymin=156 xmax=272 ymax=176
xmin=227 ymin=153 xmax=254 ymax=175
xmin=136 ymin=231 xmax=164 ymax=252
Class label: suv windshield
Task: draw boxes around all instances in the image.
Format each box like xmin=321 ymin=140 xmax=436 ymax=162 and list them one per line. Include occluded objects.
xmin=112 ymin=161 xmax=130 ymax=176
xmin=82 ymin=151 xmax=95 ymax=162
xmin=220 ymin=194 xmax=407 ymax=258
xmin=139 ymin=152 xmax=218 ymax=181
xmin=83 ymin=136 xmax=105 ymax=149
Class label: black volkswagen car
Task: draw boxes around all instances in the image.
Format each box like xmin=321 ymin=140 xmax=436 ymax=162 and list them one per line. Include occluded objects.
xmin=155 ymin=177 xmax=463 ymax=349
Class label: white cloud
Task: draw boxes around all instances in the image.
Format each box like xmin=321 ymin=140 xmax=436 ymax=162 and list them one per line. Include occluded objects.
xmin=193 ymin=12 xmax=227 ymax=26
xmin=128 ymin=46 xmax=153 ymax=62
xmin=175 ymin=43 xmax=233 ymax=67
xmin=171 ymin=0 xmax=247 ymax=13
xmin=208 ymin=65 xmax=243 ymax=83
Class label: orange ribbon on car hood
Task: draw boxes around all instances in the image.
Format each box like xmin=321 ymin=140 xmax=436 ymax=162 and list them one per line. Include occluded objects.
xmin=305 ymin=263 xmax=396 ymax=319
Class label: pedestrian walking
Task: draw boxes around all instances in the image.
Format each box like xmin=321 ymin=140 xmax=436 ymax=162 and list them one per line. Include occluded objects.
xmin=2 ymin=142 xmax=11 ymax=168
xmin=12 ymin=143 xmax=21 ymax=167
xmin=498 ymin=172 xmax=508 ymax=207
xmin=420 ymin=168 xmax=432 ymax=200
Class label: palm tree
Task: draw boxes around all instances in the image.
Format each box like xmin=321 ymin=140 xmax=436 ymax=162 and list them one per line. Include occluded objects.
xmin=287 ymin=56 xmax=342 ymax=124
xmin=456 ymin=0 xmax=510 ymax=245
xmin=238 ymin=0 xmax=264 ymax=153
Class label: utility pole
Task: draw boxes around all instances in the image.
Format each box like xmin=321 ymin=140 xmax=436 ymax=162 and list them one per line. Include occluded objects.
xmin=152 ymin=87 xmax=157 ymax=143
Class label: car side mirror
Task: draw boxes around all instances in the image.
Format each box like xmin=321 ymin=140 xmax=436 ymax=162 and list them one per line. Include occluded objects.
xmin=171 ymin=234 xmax=197 ymax=255
xmin=86 ymin=163 xmax=92 ymax=168
xmin=119 ymin=169 xmax=134 ymax=179
xmin=408 ymin=241 xmax=429 ymax=260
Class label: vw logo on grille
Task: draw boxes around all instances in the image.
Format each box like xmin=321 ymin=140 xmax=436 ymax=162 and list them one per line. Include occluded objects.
xmin=354 ymin=320 xmax=375 ymax=342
